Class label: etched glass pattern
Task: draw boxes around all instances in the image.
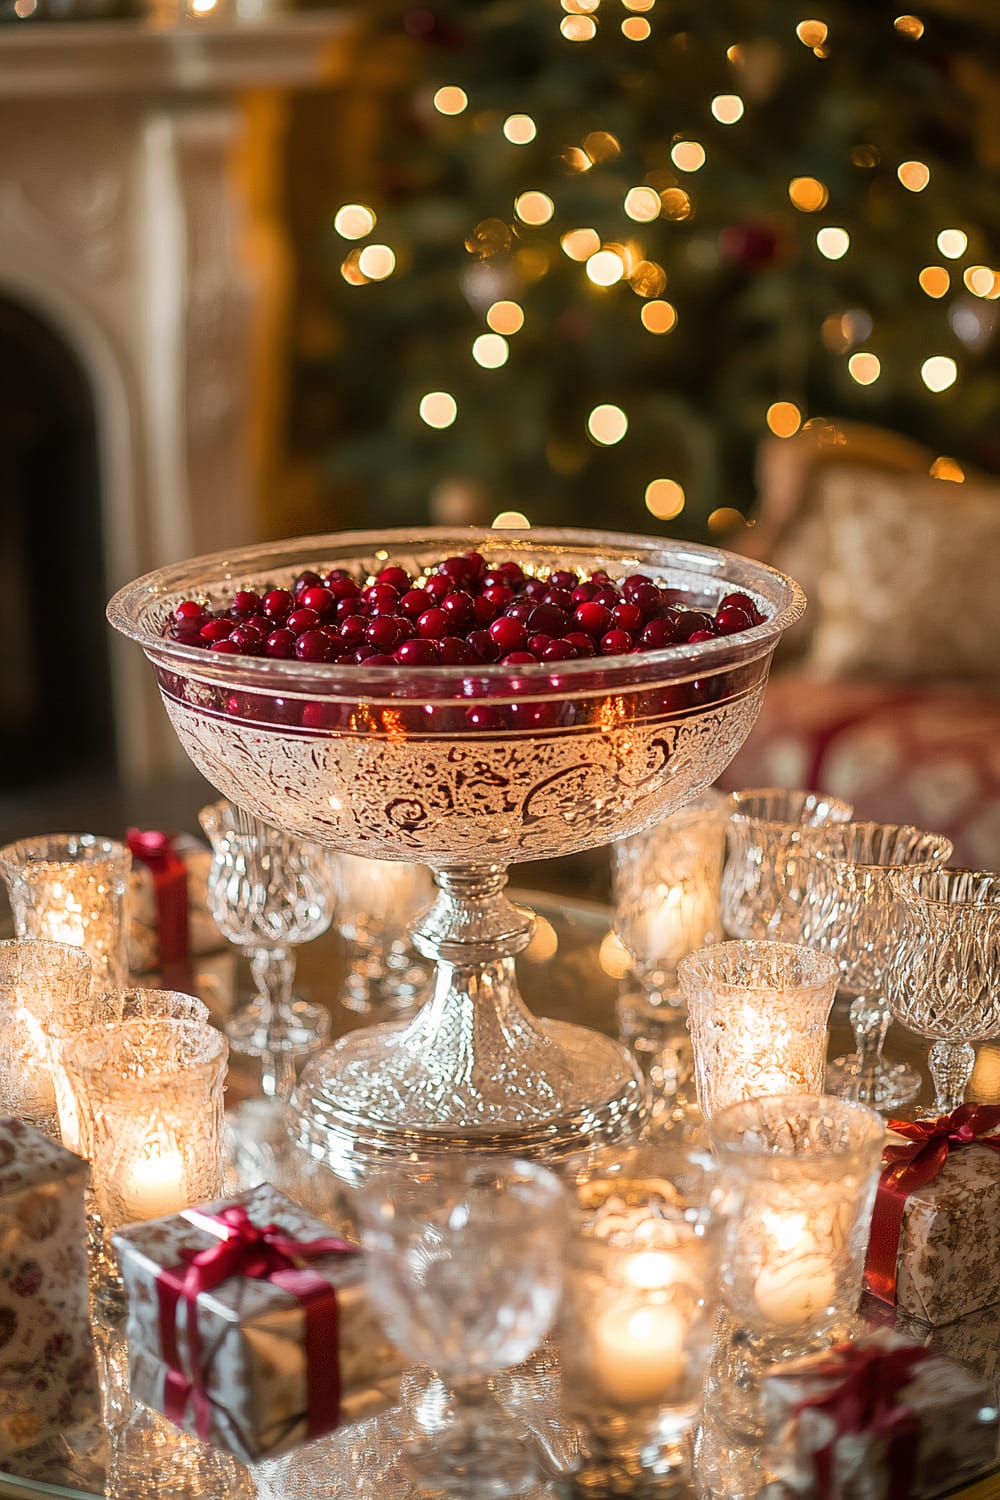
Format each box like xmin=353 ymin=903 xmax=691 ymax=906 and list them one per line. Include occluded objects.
xmin=0 ymin=938 xmax=92 ymax=1137
xmin=720 ymin=788 xmax=853 ymax=942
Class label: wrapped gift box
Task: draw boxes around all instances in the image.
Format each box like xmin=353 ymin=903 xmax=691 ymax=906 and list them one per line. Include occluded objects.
xmin=112 ymin=1182 xmax=405 ymax=1463
xmin=763 ymin=1331 xmax=999 ymax=1500
xmin=0 ymin=1118 xmax=98 ymax=1455
xmin=126 ymin=830 xmax=220 ymax=975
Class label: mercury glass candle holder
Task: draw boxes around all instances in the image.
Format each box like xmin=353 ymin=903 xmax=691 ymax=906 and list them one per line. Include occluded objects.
xmin=720 ymin=789 xmax=853 ymax=942
xmin=199 ymin=799 xmax=333 ymax=1101
xmin=0 ymin=833 xmax=132 ymax=994
xmin=790 ymin=822 xmax=953 ymax=1110
xmin=678 ymin=941 xmax=838 ymax=1122
xmin=710 ymin=1094 xmax=884 ymax=1364
xmin=558 ymin=1145 xmax=726 ymax=1497
xmin=612 ymin=788 xmax=725 ymax=1013
xmin=328 ymin=851 xmax=433 ymax=1017
xmin=62 ymin=1016 xmax=227 ymax=1247
xmin=0 ymin=938 xmax=92 ymax=1137
xmin=886 ymin=870 xmax=1000 ymax=1115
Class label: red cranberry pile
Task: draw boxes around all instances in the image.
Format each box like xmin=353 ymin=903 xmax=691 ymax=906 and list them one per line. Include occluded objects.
xmin=166 ymin=551 xmax=766 ymax=668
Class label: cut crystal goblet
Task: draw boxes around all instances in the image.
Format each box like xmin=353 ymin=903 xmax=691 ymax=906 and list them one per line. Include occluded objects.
xmin=107 ymin=527 xmax=804 ymax=1182
xmin=886 ymin=869 xmax=1000 ymax=1115
xmin=789 ymin=822 xmax=953 ymax=1110
xmin=199 ymin=798 xmax=334 ymax=1100
xmin=720 ymin=788 xmax=853 ymax=942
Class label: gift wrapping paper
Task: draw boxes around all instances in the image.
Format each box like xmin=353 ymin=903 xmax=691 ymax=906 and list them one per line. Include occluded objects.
xmin=763 ymin=1330 xmax=999 ymax=1500
xmin=0 ymin=1118 xmax=98 ymax=1455
xmin=112 ymin=1182 xmax=405 ymax=1463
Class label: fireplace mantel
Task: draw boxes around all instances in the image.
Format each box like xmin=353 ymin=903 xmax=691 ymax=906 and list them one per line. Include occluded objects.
xmin=0 ymin=13 xmax=356 ymax=785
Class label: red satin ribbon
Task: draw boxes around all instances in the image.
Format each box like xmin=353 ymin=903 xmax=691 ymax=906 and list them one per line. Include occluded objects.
xmin=127 ymin=828 xmax=190 ymax=967
xmin=789 ymin=1341 xmax=931 ymax=1500
xmin=864 ymin=1103 xmax=1000 ymax=1305
xmin=155 ymin=1203 xmax=358 ymax=1443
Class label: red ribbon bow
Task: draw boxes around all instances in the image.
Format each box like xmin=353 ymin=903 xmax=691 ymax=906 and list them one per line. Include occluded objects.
xmin=155 ymin=1203 xmax=358 ymax=1443
xmin=864 ymin=1103 xmax=1000 ymax=1305
xmin=790 ymin=1340 xmax=931 ymax=1500
xmin=127 ymin=828 xmax=191 ymax=969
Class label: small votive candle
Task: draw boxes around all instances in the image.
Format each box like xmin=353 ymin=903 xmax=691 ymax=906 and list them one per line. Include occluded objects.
xmin=710 ymin=1094 xmax=884 ymax=1357
xmin=0 ymin=939 xmax=92 ymax=1136
xmin=679 ymin=940 xmax=838 ymax=1121
xmin=62 ymin=1016 xmax=227 ymax=1241
xmin=0 ymin=834 xmax=132 ymax=994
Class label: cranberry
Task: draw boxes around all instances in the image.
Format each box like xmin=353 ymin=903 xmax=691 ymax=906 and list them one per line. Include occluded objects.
xmin=472 ymin=594 xmax=498 ymax=626
xmin=333 ymin=596 xmax=362 ymax=623
xmin=302 ymin=701 xmax=335 ymax=729
xmin=718 ymin=591 xmax=757 ymax=616
xmin=395 ymin=637 xmax=440 ymax=665
xmin=467 ymin=628 xmax=500 ymax=662
xmin=293 ymin=570 xmax=324 ymax=594
xmin=527 ymin=603 xmax=570 ymax=636
xmin=674 ymin=610 xmax=715 ymax=641
xmin=209 ymin=639 xmax=241 ymax=654
xmin=483 ymin=584 xmax=514 ymax=610
xmin=501 ymin=651 xmax=538 ymax=665
xmin=326 ymin=574 xmax=361 ymax=600
xmin=376 ymin=565 xmax=411 ymax=593
xmin=571 ymin=582 xmax=600 ymax=605
xmin=366 ymin=616 xmax=405 ymax=650
xmin=466 ymin=705 xmax=503 ymax=730
xmin=590 ymin=569 xmax=611 ymax=584
xmin=400 ymin=588 xmax=432 ymax=618
xmin=574 ymin=602 xmax=613 ymax=637
xmin=266 ymin=628 xmax=296 ymax=659
xmin=499 ymin=560 xmax=525 ymax=585
xmin=200 ymin=618 xmax=234 ymax=642
xmin=464 ymin=550 xmax=486 ymax=576
xmin=564 ymin=631 xmax=596 ymax=657
xmin=542 ymin=639 xmax=578 ymax=661
xmin=339 ymin=614 xmax=369 ymax=644
xmin=299 ymin=586 xmax=336 ymax=619
xmin=600 ymin=629 xmax=634 ymax=656
xmin=424 ymin=574 xmax=452 ymax=601
xmin=523 ymin=577 xmax=548 ymax=599
xmin=611 ymin=602 xmax=643 ymax=634
xmin=687 ymin=629 xmax=716 ymax=643
xmin=229 ymin=624 xmax=264 ymax=653
xmin=714 ymin=604 xmax=754 ymax=635
xmin=442 ymin=591 xmax=475 ymax=628
xmin=439 ymin=635 xmax=475 ymax=665
xmin=543 ymin=587 xmax=574 ymax=612
xmin=174 ymin=599 xmax=206 ymax=621
xmin=363 ymin=653 xmax=396 ymax=666
xmin=286 ymin=607 xmax=321 ymax=635
xmin=295 ymin=629 xmax=334 ymax=663
xmin=550 ymin=569 xmax=578 ymax=590
xmin=629 ymin=582 xmax=664 ymax=618
xmin=489 ymin=617 xmax=528 ymax=654
xmin=591 ymin=585 xmax=621 ymax=609
xmin=656 ymin=685 xmax=692 ymax=713
xmin=417 ymin=608 xmax=449 ymax=640
xmin=232 ymin=589 xmax=262 ymax=617
xmin=170 ymin=622 xmax=204 ymax=645
xmin=438 ymin=554 xmax=477 ymax=582
xmin=638 ymin=619 xmax=679 ymax=650
xmin=504 ymin=598 xmax=535 ymax=625
xmin=528 ymin=633 xmax=554 ymax=655
xmin=364 ymin=584 xmax=401 ymax=614
xmin=621 ymin=573 xmax=653 ymax=600
xmin=353 ymin=645 xmax=378 ymax=662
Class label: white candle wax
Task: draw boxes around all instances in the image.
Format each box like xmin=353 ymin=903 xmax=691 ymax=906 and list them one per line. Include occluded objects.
xmin=591 ymin=1300 xmax=686 ymax=1405
xmin=753 ymin=1212 xmax=837 ymax=1328
xmin=122 ymin=1144 xmax=186 ymax=1220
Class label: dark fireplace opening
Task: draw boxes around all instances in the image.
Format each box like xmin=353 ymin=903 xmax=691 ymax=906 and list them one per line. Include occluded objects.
xmin=0 ymin=295 xmax=116 ymax=793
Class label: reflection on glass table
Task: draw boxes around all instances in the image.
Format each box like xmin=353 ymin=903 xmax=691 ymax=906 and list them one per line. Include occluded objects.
xmin=3 ymin=891 xmax=1000 ymax=1499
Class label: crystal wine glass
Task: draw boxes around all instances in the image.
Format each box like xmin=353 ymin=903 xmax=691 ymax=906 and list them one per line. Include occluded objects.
xmin=886 ymin=869 xmax=1000 ymax=1115
xmin=789 ymin=822 xmax=953 ymax=1110
xmin=720 ymin=788 xmax=853 ymax=941
xmin=108 ymin=527 xmax=804 ymax=1182
xmin=356 ymin=1156 xmax=565 ymax=1497
xmin=327 ymin=851 xmax=433 ymax=1018
xmin=199 ymin=799 xmax=334 ymax=1100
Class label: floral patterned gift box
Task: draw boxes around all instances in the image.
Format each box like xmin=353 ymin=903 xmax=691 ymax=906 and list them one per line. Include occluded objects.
xmin=112 ymin=1181 xmax=405 ymax=1463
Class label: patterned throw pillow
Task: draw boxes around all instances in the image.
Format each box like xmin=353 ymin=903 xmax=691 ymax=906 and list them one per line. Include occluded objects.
xmin=807 ymin=467 xmax=1000 ymax=682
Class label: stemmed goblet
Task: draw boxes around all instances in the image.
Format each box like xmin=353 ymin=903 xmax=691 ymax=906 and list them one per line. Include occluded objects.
xmin=357 ymin=1157 xmax=565 ymax=1497
xmin=789 ymin=822 xmax=953 ymax=1110
xmin=886 ymin=870 xmax=1000 ymax=1115
xmin=720 ymin=788 xmax=853 ymax=941
xmin=199 ymin=799 xmax=334 ymax=1100
xmin=327 ymin=851 xmax=433 ymax=1018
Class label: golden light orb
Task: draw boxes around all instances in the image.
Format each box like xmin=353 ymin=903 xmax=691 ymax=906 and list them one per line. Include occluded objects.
xmin=894 ymin=14 xmax=925 ymax=38
xmin=708 ymin=507 xmax=745 ymax=533
xmin=433 ymin=86 xmax=468 ymax=116
xmin=623 ymin=0 xmax=655 ymax=10
xmin=583 ymin=130 xmax=622 ymax=163
xmin=419 ymin=391 xmax=458 ymax=428
xmin=795 ymin=19 xmax=828 ymax=46
xmin=562 ymin=0 xmax=599 ymax=10
xmin=472 ymin=333 xmax=510 ymax=369
xmin=641 ymin=300 xmax=677 ymax=333
xmin=937 ymin=228 xmax=968 ymax=260
xmin=587 ymin=403 xmax=629 ymax=445
xmin=514 ymin=191 xmax=555 ymax=226
xmin=671 ymin=140 xmax=706 ymax=173
xmin=660 ymin=187 xmax=693 ymax=220
xmin=629 ymin=261 xmax=667 ymax=298
xmin=816 ymin=226 xmax=850 ymax=260
xmin=503 ymin=114 xmax=537 ymax=145
xmin=487 ymin=300 xmax=525 ymax=335
xmin=850 ymin=144 xmax=880 ymax=168
xmin=920 ymin=356 xmax=958 ymax=393
xmin=644 ymin=478 xmax=685 ymax=519
xmin=624 ymin=186 xmax=662 ymax=222
xmin=788 ymin=176 xmax=829 ymax=212
xmin=492 ymin=510 xmax=530 ymax=528
xmin=766 ymin=401 xmax=803 ymax=438
xmin=586 ymin=249 xmax=626 ymax=286
xmin=357 ymin=244 xmax=396 ymax=281
xmin=465 ymin=218 xmax=512 ymax=258
xmin=898 ymin=160 xmax=931 ymax=192
xmin=561 ymin=228 xmax=601 ymax=261
xmin=848 ymin=351 xmax=881 ymax=385
xmin=711 ymin=94 xmax=745 ymax=124
xmin=340 ymin=250 xmax=367 ymax=286
xmin=561 ymin=15 xmax=597 ymax=40
xmin=599 ymin=929 xmax=631 ymax=980
xmin=965 ymin=266 xmax=1000 ymax=298
xmin=333 ymin=203 xmax=376 ymax=240
xmin=918 ymin=266 xmax=950 ymax=299
xmin=930 ymin=456 xmax=965 ymax=482
xmin=622 ymin=16 xmax=651 ymax=39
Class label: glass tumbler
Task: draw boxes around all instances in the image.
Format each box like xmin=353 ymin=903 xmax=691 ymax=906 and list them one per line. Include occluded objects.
xmin=679 ymin=940 xmax=838 ymax=1122
xmin=357 ymin=1156 xmax=565 ymax=1497
xmin=721 ymin=789 xmax=853 ymax=942
xmin=327 ymin=851 xmax=433 ymax=1018
xmin=886 ymin=870 xmax=1000 ymax=1115
xmin=0 ymin=833 xmax=132 ymax=994
xmin=0 ymin=938 xmax=92 ymax=1137
xmin=558 ymin=1144 xmax=726 ymax=1497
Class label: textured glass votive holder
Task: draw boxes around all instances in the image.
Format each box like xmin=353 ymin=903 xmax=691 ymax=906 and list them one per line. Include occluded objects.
xmin=709 ymin=1093 xmax=884 ymax=1360
xmin=720 ymin=788 xmax=853 ymax=942
xmin=558 ymin=1146 xmax=725 ymax=1496
xmin=62 ymin=1017 xmax=227 ymax=1247
xmin=328 ymin=851 xmax=433 ymax=1017
xmin=0 ymin=833 xmax=132 ymax=994
xmin=679 ymin=941 xmax=838 ymax=1122
xmin=612 ymin=790 xmax=725 ymax=1010
xmin=0 ymin=938 xmax=93 ymax=1137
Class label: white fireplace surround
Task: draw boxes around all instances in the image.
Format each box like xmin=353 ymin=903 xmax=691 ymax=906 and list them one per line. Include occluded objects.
xmin=0 ymin=16 xmax=352 ymax=783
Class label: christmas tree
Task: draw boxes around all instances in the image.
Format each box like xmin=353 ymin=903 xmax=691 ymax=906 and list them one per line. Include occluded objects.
xmin=316 ymin=0 xmax=1000 ymax=540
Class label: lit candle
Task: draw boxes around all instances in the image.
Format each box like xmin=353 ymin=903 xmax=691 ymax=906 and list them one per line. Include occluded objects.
xmin=122 ymin=1143 xmax=186 ymax=1221
xmin=753 ymin=1210 xmax=837 ymax=1329
xmin=591 ymin=1300 xmax=686 ymax=1405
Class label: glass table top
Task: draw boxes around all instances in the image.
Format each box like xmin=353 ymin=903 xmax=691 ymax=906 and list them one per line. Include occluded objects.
xmin=2 ymin=889 xmax=999 ymax=1498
